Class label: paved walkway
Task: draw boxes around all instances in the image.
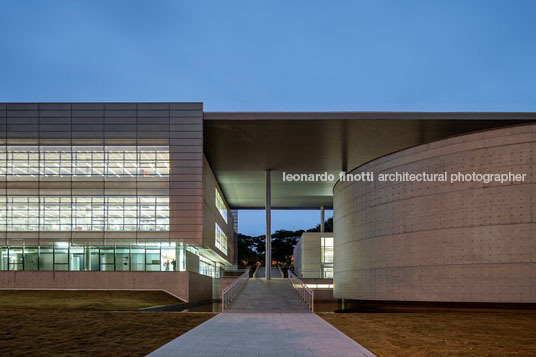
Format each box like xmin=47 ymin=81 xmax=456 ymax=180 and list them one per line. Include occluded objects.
xmin=256 ymin=267 xmax=282 ymax=278
xmin=147 ymin=276 xmax=375 ymax=356
xmin=147 ymin=313 xmax=375 ymax=357
xmin=225 ymin=278 xmax=310 ymax=313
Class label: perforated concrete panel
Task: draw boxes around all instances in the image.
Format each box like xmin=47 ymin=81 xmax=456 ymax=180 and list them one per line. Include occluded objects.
xmin=333 ymin=124 xmax=536 ymax=303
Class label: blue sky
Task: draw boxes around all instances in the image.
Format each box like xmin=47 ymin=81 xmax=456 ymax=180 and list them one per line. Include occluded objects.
xmin=1 ymin=0 xmax=535 ymax=234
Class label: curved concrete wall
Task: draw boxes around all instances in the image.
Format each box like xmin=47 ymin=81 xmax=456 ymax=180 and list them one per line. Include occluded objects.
xmin=333 ymin=124 xmax=536 ymax=303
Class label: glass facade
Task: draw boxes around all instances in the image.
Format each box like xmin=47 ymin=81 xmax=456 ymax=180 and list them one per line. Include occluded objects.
xmin=0 ymin=243 xmax=223 ymax=278
xmin=199 ymin=255 xmax=216 ymax=277
xmin=0 ymin=243 xmax=190 ymax=273
xmin=0 ymin=145 xmax=170 ymax=232
xmin=321 ymin=237 xmax=334 ymax=278
xmin=0 ymin=196 xmax=169 ymax=231
xmin=215 ymin=188 xmax=227 ymax=223
xmin=0 ymin=145 xmax=169 ymax=178
xmin=215 ymin=222 xmax=228 ymax=255
xmin=0 ymin=143 xmax=232 ymax=275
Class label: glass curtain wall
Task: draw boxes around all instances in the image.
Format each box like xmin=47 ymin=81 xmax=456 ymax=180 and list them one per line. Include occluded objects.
xmin=1 ymin=146 xmax=169 ymax=178
xmin=0 ymin=196 xmax=169 ymax=231
xmin=0 ymin=145 xmax=170 ymax=232
xmin=321 ymin=237 xmax=334 ymax=278
xmin=199 ymin=255 xmax=216 ymax=277
xmin=215 ymin=188 xmax=227 ymax=223
xmin=214 ymin=222 xmax=228 ymax=255
xmin=0 ymin=244 xmax=193 ymax=273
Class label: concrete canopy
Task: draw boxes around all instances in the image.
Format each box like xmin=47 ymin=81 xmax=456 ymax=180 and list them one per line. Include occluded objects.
xmin=203 ymin=112 xmax=536 ymax=209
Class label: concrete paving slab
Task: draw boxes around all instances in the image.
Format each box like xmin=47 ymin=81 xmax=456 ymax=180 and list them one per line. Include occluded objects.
xmin=147 ymin=313 xmax=375 ymax=357
xmin=256 ymin=267 xmax=282 ymax=278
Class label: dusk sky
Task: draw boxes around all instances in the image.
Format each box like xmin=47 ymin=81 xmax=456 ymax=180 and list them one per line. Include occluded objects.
xmin=1 ymin=0 xmax=535 ymax=235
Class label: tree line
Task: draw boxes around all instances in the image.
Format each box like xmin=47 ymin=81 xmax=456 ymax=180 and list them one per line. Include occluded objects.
xmin=238 ymin=217 xmax=333 ymax=268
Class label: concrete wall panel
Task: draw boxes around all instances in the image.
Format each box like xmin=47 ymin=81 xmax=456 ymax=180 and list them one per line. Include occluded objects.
xmin=333 ymin=124 xmax=536 ymax=303
xmin=0 ymin=102 xmax=204 ymax=247
xmin=0 ymin=271 xmax=212 ymax=302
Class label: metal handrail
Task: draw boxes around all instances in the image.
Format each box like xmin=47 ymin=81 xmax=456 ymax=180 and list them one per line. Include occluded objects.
xmin=277 ymin=264 xmax=284 ymax=278
xmin=221 ymin=268 xmax=249 ymax=311
xmin=252 ymin=264 xmax=260 ymax=278
xmin=288 ymin=269 xmax=314 ymax=312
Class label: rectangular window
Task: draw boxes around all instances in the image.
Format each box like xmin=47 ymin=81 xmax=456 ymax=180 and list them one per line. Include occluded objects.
xmin=161 ymin=247 xmax=176 ymax=271
xmin=115 ymin=247 xmax=130 ymax=271
xmin=0 ymin=196 xmax=169 ymax=232
xmin=321 ymin=237 xmax=334 ymax=263
xmin=8 ymin=247 xmax=23 ymax=271
xmin=0 ymin=197 xmax=6 ymax=231
xmin=321 ymin=237 xmax=334 ymax=278
xmin=88 ymin=247 xmax=99 ymax=271
xmin=2 ymin=145 xmax=169 ymax=179
xmin=100 ymin=247 xmax=114 ymax=271
xmin=156 ymin=197 xmax=170 ymax=231
xmin=41 ymin=197 xmax=71 ymax=231
xmin=39 ymin=247 xmax=53 ymax=270
xmin=130 ymin=247 xmax=145 ymax=271
xmin=215 ymin=222 xmax=228 ymax=255
xmin=54 ymin=246 xmax=69 ymax=271
xmin=73 ymin=197 xmax=92 ymax=231
xmin=8 ymin=197 xmax=39 ymax=231
xmin=23 ymin=247 xmax=38 ymax=270
xmin=199 ymin=256 xmax=215 ymax=277
xmin=215 ymin=189 xmax=227 ymax=223
xmin=69 ymin=247 xmax=85 ymax=271
xmin=107 ymin=197 xmax=124 ymax=231
xmin=322 ymin=267 xmax=334 ymax=279
xmin=0 ymin=247 xmax=8 ymax=270
xmin=145 ymin=247 xmax=161 ymax=271
xmin=0 ymin=244 xmax=186 ymax=272
xmin=138 ymin=196 xmax=157 ymax=231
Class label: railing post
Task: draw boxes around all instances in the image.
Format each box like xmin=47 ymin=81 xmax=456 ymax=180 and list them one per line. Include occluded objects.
xmin=287 ymin=269 xmax=314 ymax=312
xmin=221 ymin=268 xmax=249 ymax=312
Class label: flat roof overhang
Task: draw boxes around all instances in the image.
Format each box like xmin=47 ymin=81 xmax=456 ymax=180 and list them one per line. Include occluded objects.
xmin=203 ymin=112 xmax=536 ymax=209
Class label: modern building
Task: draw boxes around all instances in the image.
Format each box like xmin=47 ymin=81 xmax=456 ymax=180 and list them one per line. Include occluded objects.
xmin=293 ymin=232 xmax=334 ymax=279
xmin=0 ymin=103 xmax=535 ymax=305
xmin=292 ymin=232 xmax=335 ymax=301
xmin=0 ymin=103 xmax=235 ymax=301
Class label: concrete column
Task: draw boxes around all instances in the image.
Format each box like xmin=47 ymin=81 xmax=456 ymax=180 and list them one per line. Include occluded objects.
xmin=265 ymin=170 xmax=271 ymax=280
xmin=320 ymin=205 xmax=325 ymax=233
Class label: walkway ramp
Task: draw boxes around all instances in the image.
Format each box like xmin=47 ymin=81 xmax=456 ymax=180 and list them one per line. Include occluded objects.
xmin=255 ymin=266 xmax=281 ymax=278
xmin=225 ymin=275 xmax=309 ymax=313
xmin=147 ymin=271 xmax=376 ymax=356
xmin=147 ymin=313 xmax=375 ymax=357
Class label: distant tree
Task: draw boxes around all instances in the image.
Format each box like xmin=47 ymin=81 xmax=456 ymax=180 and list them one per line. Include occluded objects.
xmin=237 ymin=234 xmax=262 ymax=267
xmin=271 ymin=230 xmax=302 ymax=267
xmin=236 ymin=217 xmax=333 ymax=268
xmin=307 ymin=217 xmax=333 ymax=233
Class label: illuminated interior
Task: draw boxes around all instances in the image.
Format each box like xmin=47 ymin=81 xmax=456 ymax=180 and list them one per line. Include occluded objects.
xmin=0 ymin=145 xmax=169 ymax=178
xmin=0 ymin=196 xmax=169 ymax=231
xmin=215 ymin=222 xmax=228 ymax=255
xmin=215 ymin=188 xmax=228 ymax=223
xmin=321 ymin=237 xmax=334 ymax=278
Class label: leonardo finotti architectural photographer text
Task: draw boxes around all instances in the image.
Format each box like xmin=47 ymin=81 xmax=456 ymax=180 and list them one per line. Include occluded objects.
xmin=282 ymin=171 xmax=527 ymax=184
